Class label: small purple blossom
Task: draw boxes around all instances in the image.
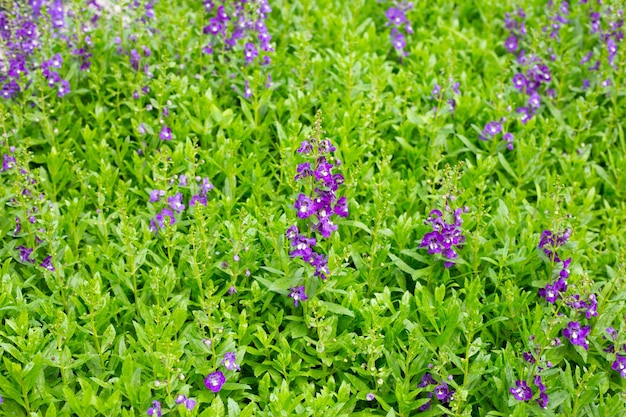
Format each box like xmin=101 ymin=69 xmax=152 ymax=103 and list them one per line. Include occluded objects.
xmin=288 ymin=285 xmax=308 ymax=307
xmin=510 ymin=380 xmax=533 ymax=401
xmin=222 ymin=352 xmax=240 ymax=371
xmin=159 ymin=125 xmax=172 ymax=141
xmin=563 ymin=321 xmax=591 ymax=350
xmin=147 ymin=400 xmax=162 ymax=417
xmin=41 ymin=256 xmax=55 ymax=271
xmin=204 ymin=370 xmax=226 ymax=393
xmin=613 ymin=354 xmax=626 ymax=378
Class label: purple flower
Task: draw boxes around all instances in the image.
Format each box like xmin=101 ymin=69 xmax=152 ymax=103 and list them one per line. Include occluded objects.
xmin=309 ymin=252 xmax=329 ymax=280
xmin=390 ymin=28 xmax=407 ymax=53
xmin=433 ymin=382 xmax=454 ymax=403
xmin=612 ymin=354 xmax=626 ymax=378
xmin=484 ymin=121 xmax=502 ymax=136
xmin=57 ymin=80 xmax=70 ymax=97
xmin=2 ymin=154 xmax=16 ymax=171
xmin=528 ymin=91 xmax=541 ymax=109
xmin=204 ymin=370 xmax=226 ymax=393
xmin=314 ymin=157 xmax=334 ymax=185
xmin=366 ymin=393 xmax=375 ymax=401
xmin=563 ymin=321 xmax=591 ymax=350
xmin=289 ymin=234 xmax=316 ymax=260
xmin=147 ymin=400 xmax=162 ymax=417
xmin=185 ymin=398 xmax=197 ymax=410
xmin=316 ymin=218 xmax=338 ymax=239
xmin=297 ymin=141 xmax=313 ymax=154
xmin=222 ymin=352 xmax=240 ymax=371
xmin=385 ymin=7 xmax=406 ymax=26
xmin=167 ymin=193 xmax=185 ymax=213
xmin=539 ymin=282 xmax=561 ymax=304
xmin=510 ymin=380 xmax=533 ymax=401
xmin=159 ymin=125 xmax=172 ymax=141
xmin=295 ymin=162 xmax=313 ymax=181
xmin=606 ymin=327 xmax=618 ymax=340
xmin=149 ymin=189 xmax=165 ymax=203
xmin=244 ymin=42 xmax=258 ymax=63
xmin=334 ymin=196 xmax=349 ymax=218
xmin=17 ymin=245 xmax=35 ymax=263
xmin=505 ymin=35 xmax=519 ymax=53
xmin=288 ymin=285 xmax=308 ymax=307
xmin=41 ymin=256 xmax=55 ymax=271
xmin=294 ymin=193 xmax=315 ymax=219
xmin=175 ymin=394 xmax=186 ymax=405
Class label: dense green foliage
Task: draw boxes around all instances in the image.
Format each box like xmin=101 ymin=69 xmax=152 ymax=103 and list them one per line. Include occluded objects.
xmin=1 ymin=0 xmax=625 ymax=416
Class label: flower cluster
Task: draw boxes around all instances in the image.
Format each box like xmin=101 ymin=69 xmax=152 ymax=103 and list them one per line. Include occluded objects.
xmin=537 ymin=227 xmax=598 ymax=351
xmin=511 ymin=55 xmax=554 ymax=126
xmin=204 ymin=351 xmax=240 ymax=393
xmin=537 ymin=228 xmax=571 ymax=303
xmin=542 ymin=1 xmax=570 ymax=42
xmin=0 ymin=1 xmax=97 ymax=100
xmin=285 ymin=112 xmax=347 ymax=306
xmin=419 ymin=207 xmax=467 ymax=268
xmin=174 ymin=394 xmax=197 ymax=411
xmin=603 ymin=327 xmax=626 ymax=378
xmin=1 ymin=147 xmax=56 ymax=272
xmin=503 ymin=7 xmax=527 ymax=54
xmin=510 ymin=376 xmax=549 ymax=408
xmin=580 ymin=4 xmax=624 ymax=89
xmin=383 ymin=1 xmax=414 ymax=59
xmin=0 ymin=4 xmax=42 ymax=99
xmin=510 ymin=336 xmax=554 ymax=408
xmin=417 ymin=373 xmax=454 ymax=412
xmin=148 ymin=175 xmax=213 ymax=234
xmin=202 ymin=0 xmax=274 ymax=98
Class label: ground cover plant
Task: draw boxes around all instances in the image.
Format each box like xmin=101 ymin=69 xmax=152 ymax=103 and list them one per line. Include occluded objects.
xmin=0 ymin=0 xmax=625 ymax=415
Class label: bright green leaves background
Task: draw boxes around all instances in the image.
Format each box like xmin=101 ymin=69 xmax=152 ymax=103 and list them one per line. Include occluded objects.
xmin=0 ymin=0 xmax=625 ymax=416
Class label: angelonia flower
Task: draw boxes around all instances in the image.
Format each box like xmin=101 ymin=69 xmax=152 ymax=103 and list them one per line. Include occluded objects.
xmin=542 ymin=0 xmax=570 ymax=42
xmin=419 ymin=207 xmax=468 ymax=268
xmin=384 ymin=1 xmax=414 ymax=59
xmin=537 ymin=228 xmax=571 ymax=304
xmin=563 ymin=321 xmax=591 ymax=350
xmin=417 ymin=373 xmax=454 ymax=412
xmin=288 ymin=285 xmax=308 ymax=307
xmin=202 ymin=0 xmax=274 ymax=97
xmin=510 ymin=380 xmax=533 ymax=402
xmin=222 ymin=351 xmax=240 ymax=371
xmin=204 ymin=370 xmax=226 ymax=393
xmin=146 ymin=400 xmax=162 ymax=417
xmin=149 ymin=176 xmax=213 ymax=233
xmin=175 ymin=395 xmax=197 ymax=410
xmin=366 ymin=393 xmax=375 ymax=401
xmin=285 ymin=112 xmax=347 ymax=303
xmin=503 ymin=7 xmax=527 ymax=54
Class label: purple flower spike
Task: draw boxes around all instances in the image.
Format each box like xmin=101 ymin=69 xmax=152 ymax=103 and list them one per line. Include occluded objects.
xmin=204 ymin=370 xmax=226 ymax=393
xmin=510 ymin=380 xmax=533 ymax=401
